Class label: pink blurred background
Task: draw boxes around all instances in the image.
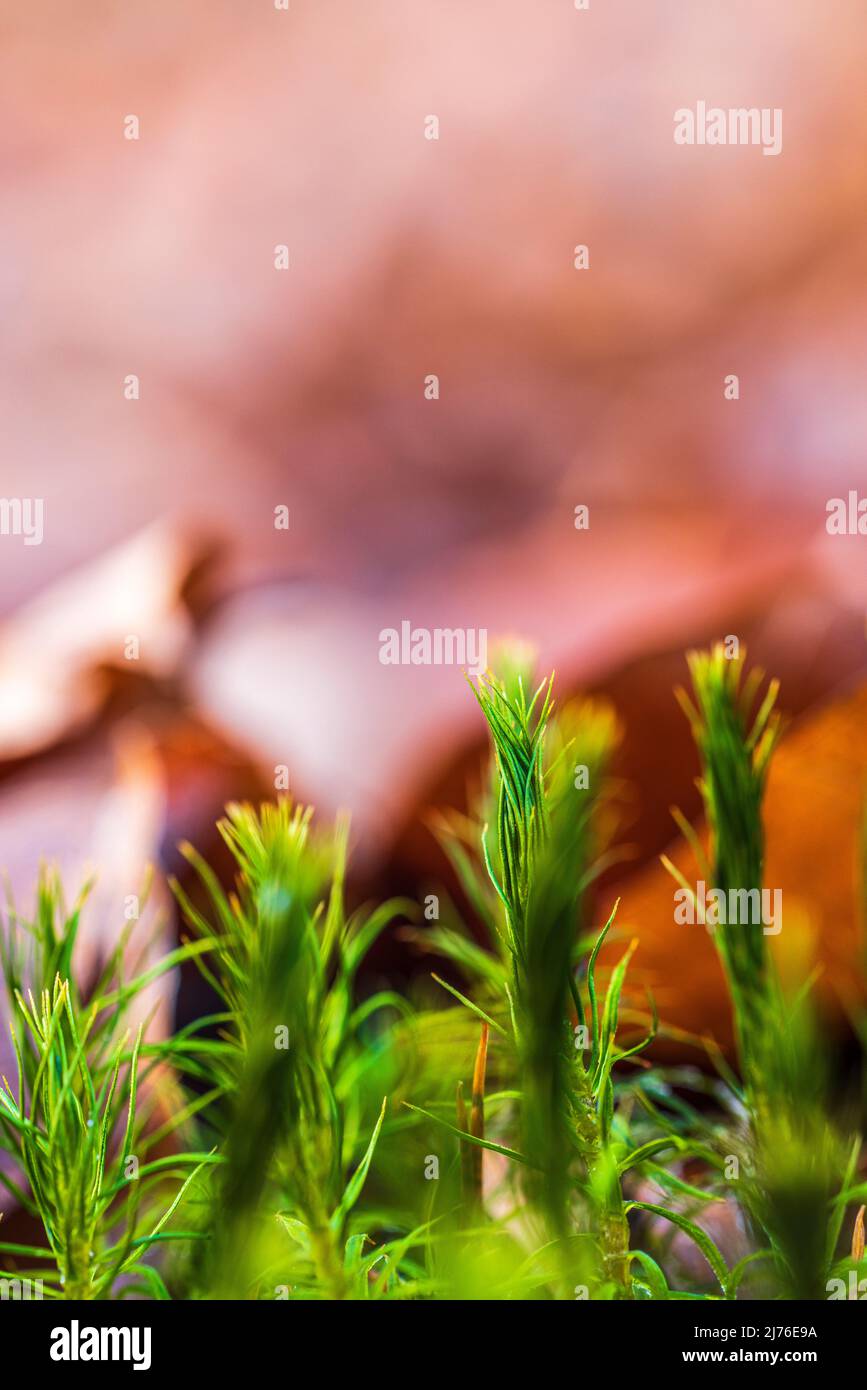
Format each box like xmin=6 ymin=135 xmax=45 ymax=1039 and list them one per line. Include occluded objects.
xmin=1 ymin=1 xmax=867 ymax=1032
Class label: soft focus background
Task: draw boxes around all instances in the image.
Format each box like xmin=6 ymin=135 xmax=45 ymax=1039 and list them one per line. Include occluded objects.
xmin=2 ymin=0 xmax=867 ymax=1054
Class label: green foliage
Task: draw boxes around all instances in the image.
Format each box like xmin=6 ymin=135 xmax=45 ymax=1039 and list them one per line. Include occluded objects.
xmin=669 ymin=642 xmax=856 ymax=1300
xmin=172 ymin=801 xmax=411 ymax=1298
xmin=0 ymin=642 xmax=862 ymax=1302
xmin=0 ymin=874 xmax=213 ymax=1299
xmin=423 ymin=657 xmax=653 ymax=1296
xmin=672 ymin=643 xmax=781 ymax=1083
